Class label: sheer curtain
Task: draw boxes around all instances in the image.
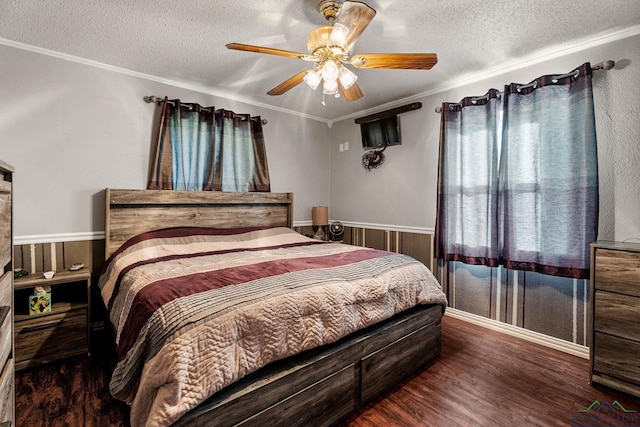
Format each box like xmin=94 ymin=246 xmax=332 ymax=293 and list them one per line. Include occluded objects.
xmin=435 ymin=63 xmax=598 ymax=279
xmin=435 ymin=89 xmax=502 ymax=267
xmin=148 ymin=98 xmax=271 ymax=192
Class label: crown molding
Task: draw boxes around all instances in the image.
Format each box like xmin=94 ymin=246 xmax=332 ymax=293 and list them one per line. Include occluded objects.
xmin=0 ymin=37 xmax=330 ymax=125
xmin=3 ymin=24 xmax=639 ymax=128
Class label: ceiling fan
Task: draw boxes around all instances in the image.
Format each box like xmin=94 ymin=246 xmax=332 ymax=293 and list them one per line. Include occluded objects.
xmin=226 ymin=0 xmax=438 ymax=102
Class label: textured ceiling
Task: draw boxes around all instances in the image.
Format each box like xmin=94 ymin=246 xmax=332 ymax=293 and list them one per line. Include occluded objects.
xmin=1 ymin=0 xmax=639 ymax=121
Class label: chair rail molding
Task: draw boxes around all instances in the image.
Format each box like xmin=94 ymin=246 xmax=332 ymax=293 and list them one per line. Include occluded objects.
xmin=14 ymin=232 xmax=105 ymax=245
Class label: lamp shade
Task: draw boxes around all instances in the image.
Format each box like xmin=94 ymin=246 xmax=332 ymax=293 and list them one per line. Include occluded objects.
xmin=312 ymin=206 xmax=329 ymax=225
xmin=338 ymin=66 xmax=357 ymax=89
xmin=321 ymin=60 xmax=339 ymax=82
xmin=329 ymin=23 xmax=350 ymax=47
xmin=322 ymin=78 xmax=338 ymax=95
xmin=304 ymin=69 xmax=322 ymax=90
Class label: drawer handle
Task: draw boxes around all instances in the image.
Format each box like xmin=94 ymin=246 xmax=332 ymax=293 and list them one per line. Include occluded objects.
xmin=19 ymin=319 xmax=64 ymax=333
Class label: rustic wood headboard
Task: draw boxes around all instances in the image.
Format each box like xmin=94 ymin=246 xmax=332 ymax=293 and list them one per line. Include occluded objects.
xmin=105 ymin=189 xmax=293 ymax=258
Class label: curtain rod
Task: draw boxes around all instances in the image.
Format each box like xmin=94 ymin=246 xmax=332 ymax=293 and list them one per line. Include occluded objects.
xmin=433 ymin=60 xmax=615 ymax=113
xmin=143 ymin=95 xmax=268 ymax=125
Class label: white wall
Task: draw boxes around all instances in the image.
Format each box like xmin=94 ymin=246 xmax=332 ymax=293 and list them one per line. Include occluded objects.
xmin=329 ymin=108 xmax=439 ymax=232
xmin=329 ymin=33 xmax=640 ymax=242
xmin=0 ymin=44 xmax=332 ymax=239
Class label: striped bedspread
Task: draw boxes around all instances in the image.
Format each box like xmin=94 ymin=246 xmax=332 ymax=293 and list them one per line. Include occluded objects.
xmin=98 ymin=226 xmax=447 ymax=427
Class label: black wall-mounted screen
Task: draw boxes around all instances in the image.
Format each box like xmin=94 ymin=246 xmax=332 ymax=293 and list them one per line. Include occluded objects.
xmin=360 ymin=115 xmax=401 ymax=150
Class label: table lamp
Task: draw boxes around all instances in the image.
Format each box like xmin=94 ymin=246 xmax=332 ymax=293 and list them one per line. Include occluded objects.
xmin=312 ymin=206 xmax=329 ymax=240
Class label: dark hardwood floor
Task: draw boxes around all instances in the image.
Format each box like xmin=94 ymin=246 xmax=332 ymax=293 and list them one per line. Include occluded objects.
xmin=14 ymin=330 xmax=129 ymax=427
xmin=15 ymin=316 xmax=640 ymax=426
xmin=340 ymin=317 xmax=640 ymax=427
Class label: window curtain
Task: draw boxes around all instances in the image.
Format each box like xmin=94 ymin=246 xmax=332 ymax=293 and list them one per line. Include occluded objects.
xmin=435 ymin=89 xmax=502 ymax=267
xmin=435 ymin=63 xmax=598 ymax=279
xmin=148 ymin=98 xmax=271 ymax=192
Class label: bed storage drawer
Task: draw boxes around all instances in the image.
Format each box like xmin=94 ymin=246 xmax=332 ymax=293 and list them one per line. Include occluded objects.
xmin=15 ymin=308 xmax=88 ymax=369
xmin=361 ymin=320 xmax=440 ymax=403
xmin=239 ymin=364 xmax=355 ymax=427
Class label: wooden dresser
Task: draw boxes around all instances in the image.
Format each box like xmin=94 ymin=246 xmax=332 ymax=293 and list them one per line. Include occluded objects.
xmin=0 ymin=161 xmax=14 ymax=425
xmin=590 ymin=241 xmax=640 ymax=398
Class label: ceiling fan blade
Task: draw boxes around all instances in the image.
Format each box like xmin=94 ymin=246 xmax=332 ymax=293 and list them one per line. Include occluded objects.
xmin=226 ymin=43 xmax=306 ymax=60
xmin=332 ymin=1 xmax=376 ymax=50
xmin=266 ymin=70 xmax=308 ymax=96
xmin=338 ymin=80 xmax=364 ymax=102
xmin=351 ymin=53 xmax=438 ymax=70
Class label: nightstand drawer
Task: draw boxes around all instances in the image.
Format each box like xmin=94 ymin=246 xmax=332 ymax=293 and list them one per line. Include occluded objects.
xmin=15 ymin=308 xmax=87 ymax=368
xmin=594 ymin=248 xmax=640 ymax=297
xmin=593 ymin=332 xmax=640 ymax=387
xmin=594 ymin=291 xmax=640 ymax=342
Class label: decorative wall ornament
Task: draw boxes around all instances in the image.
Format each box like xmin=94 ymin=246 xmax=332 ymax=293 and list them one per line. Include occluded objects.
xmin=362 ymin=146 xmax=386 ymax=171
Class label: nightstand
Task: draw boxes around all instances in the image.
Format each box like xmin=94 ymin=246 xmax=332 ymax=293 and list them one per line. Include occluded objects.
xmin=13 ymin=269 xmax=91 ymax=370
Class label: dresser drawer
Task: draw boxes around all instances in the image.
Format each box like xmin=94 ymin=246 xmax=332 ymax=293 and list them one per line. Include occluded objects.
xmin=594 ymin=291 xmax=640 ymax=341
xmin=593 ymin=332 xmax=640 ymax=387
xmin=15 ymin=308 xmax=88 ymax=368
xmin=0 ymin=307 xmax=10 ymax=371
xmin=0 ymin=359 xmax=13 ymax=424
xmin=594 ymin=248 xmax=640 ymax=297
xmin=0 ymin=273 xmax=10 ymax=308
xmin=0 ymin=181 xmax=10 ymax=270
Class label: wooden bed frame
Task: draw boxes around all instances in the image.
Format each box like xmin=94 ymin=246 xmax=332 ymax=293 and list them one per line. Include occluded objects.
xmin=105 ymin=189 xmax=294 ymax=257
xmin=104 ymin=188 xmax=443 ymax=426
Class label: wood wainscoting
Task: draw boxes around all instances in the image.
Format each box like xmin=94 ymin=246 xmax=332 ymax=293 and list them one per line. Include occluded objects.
xmin=15 ymin=226 xmax=592 ymax=360
xmin=13 ymin=240 xmax=104 ymax=276
xmin=13 ymin=239 xmax=106 ymax=333
xmin=294 ymin=225 xmax=435 ymax=271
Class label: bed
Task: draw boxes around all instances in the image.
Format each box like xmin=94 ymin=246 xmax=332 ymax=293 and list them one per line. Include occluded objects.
xmin=99 ymin=189 xmax=447 ymax=427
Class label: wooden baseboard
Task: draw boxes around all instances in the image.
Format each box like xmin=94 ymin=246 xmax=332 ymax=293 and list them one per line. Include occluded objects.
xmin=445 ymin=307 xmax=590 ymax=359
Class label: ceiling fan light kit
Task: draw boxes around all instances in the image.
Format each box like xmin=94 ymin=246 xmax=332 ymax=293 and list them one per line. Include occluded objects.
xmin=303 ymin=69 xmax=322 ymax=90
xmin=226 ymin=0 xmax=437 ymax=103
xmin=338 ymin=66 xmax=357 ymax=89
xmin=330 ymin=23 xmax=350 ymax=46
xmin=321 ymin=59 xmax=339 ymax=81
xmin=323 ymin=77 xmax=339 ymax=95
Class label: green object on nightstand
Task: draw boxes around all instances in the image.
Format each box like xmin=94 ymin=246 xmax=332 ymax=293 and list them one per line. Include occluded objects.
xmin=14 ymin=269 xmax=28 ymax=279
